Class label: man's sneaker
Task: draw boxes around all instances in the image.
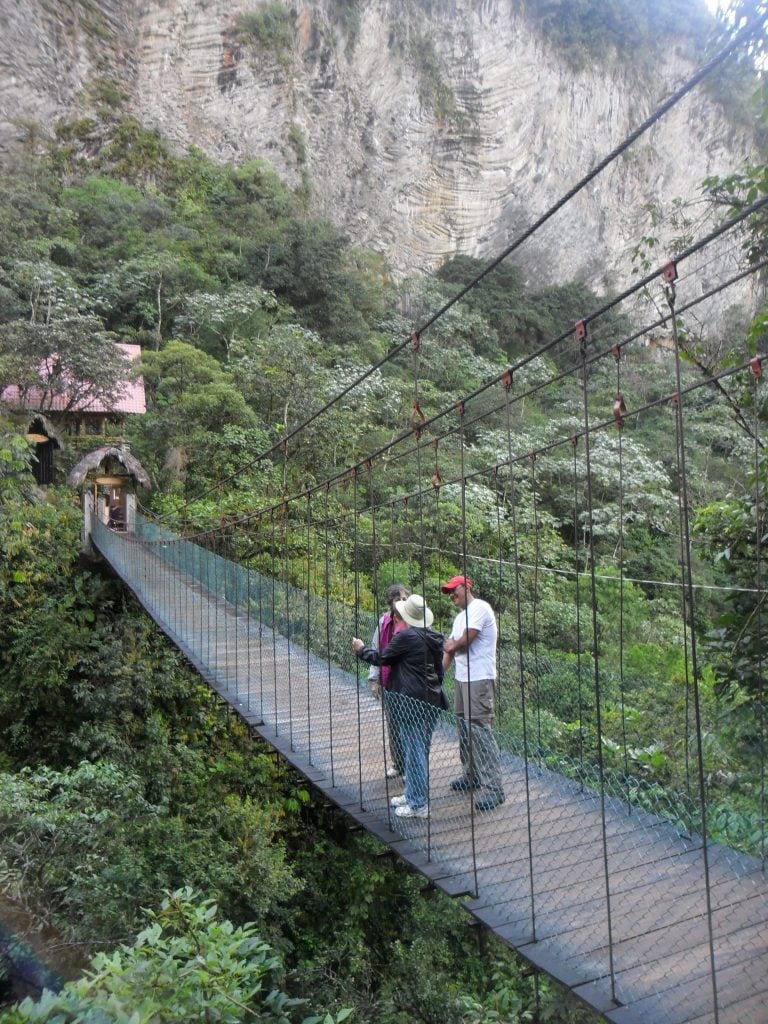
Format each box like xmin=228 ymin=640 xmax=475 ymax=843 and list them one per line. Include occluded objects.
xmin=395 ymin=803 xmax=428 ymax=818
xmin=390 ymin=794 xmax=408 ymax=807
xmin=475 ymin=795 xmax=505 ymax=812
xmin=386 ymin=766 xmax=402 ymax=778
xmin=450 ymin=777 xmax=479 ymax=792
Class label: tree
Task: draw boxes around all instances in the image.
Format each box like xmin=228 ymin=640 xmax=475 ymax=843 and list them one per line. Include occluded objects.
xmin=175 ymin=284 xmax=282 ymax=362
xmin=0 ymin=255 xmax=132 ymax=423
xmin=0 ymin=427 xmax=33 ymax=503
xmin=694 ymin=466 xmax=768 ymax=773
xmin=436 ymin=254 xmax=535 ymax=349
xmin=259 ymin=220 xmax=374 ymax=347
xmin=59 ymin=177 xmax=171 ymax=273
xmin=92 ymin=252 xmax=215 ymax=348
xmin=132 ymin=340 xmax=258 ymax=488
xmin=0 ymin=318 xmax=132 ymax=421
xmin=0 ymin=888 xmax=348 ymax=1024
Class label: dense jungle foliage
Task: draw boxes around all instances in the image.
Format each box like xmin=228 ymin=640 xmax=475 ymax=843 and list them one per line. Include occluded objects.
xmin=1 ymin=1 xmax=767 ymax=1020
xmin=0 ymin=103 xmax=632 ymax=1024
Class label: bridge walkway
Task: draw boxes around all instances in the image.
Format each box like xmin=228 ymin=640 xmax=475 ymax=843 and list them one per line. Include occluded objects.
xmin=93 ymin=521 xmax=768 ymax=1024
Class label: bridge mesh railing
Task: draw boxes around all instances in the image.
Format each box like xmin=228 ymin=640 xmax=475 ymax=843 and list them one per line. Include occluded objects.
xmin=122 ymin=517 xmax=736 ymax=844
xmin=93 ymin=516 xmax=768 ymax=1024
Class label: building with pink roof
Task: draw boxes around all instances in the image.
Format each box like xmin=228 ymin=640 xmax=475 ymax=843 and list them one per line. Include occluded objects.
xmin=1 ymin=342 xmax=146 ymax=485
xmin=1 ymin=342 xmax=146 ymax=418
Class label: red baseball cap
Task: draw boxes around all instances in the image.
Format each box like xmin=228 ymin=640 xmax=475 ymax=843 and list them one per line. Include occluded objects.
xmin=441 ymin=575 xmax=472 ymax=593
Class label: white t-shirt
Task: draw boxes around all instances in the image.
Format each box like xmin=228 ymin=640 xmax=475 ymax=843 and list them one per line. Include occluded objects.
xmin=450 ymin=597 xmax=497 ymax=681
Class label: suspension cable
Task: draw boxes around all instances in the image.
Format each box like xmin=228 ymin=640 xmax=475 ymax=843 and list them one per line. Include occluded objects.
xmin=208 ymin=253 xmax=768 ymax=536
xmin=368 ymin=461 xmax=392 ymax=788
xmin=323 ymin=484 xmax=336 ymax=785
xmin=305 ymin=493 xmax=314 ymax=762
xmin=457 ymin=399 xmax=481 ymax=896
xmin=493 ymin=467 xmax=504 ymax=719
xmin=153 ymin=22 xmax=768 ymax=522
xmin=578 ymin=321 xmax=618 ymax=1003
xmin=751 ymin=363 xmax=765 ymax=866
xmin=666 ymin=279 xmax=720 ymax=1023
xmin=570 ymin=434 xmax=586 ymax=777
xmin=504 ymin=377 xmax=537 ymax=940
xmin=613 ymin=349 xmax=631 ymax=806
xmin=282 ymin=501 xmax=295 ymax=751
xmin=529 ymin=452 xmax=543 ymax=755
xmin=352 ymin=467 xmax=364 ymax=805
xmin=412 ymin=336 xmax=436 ymax=843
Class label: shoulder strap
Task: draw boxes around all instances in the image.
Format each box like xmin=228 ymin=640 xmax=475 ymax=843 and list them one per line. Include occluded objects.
xmin=422 ymin=634 xmax=444 ymax=684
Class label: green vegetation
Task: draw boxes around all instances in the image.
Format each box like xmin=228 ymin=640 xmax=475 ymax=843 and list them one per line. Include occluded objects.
xmin=513 ymin=0 xmax=766 ymax=141
xmin=288 ymin=123 xmax=311 ymax=200
xmin=516 ymin=0 xmax=712 ymax=69
xmin=409 ymin=32 xmax=461 ymax=124
xmin=0 ymin=479 xmax=591 ymax=1022
xmin=233 ymin=3 xmax=295 ymax=64
xmin=0 ymin=7 xmax=767 ymax=1011
xmin=288 ymin=123 xmax=308 ymax=166
xmin=2 ymin=889 xmax=349 ymax=1024
xmin=0 ymin=124 xmax=600 ymax=1022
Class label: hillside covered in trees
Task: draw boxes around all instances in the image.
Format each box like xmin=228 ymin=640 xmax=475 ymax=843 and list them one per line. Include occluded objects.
xmin=1 ymin=1 xmax=768 ymax=1021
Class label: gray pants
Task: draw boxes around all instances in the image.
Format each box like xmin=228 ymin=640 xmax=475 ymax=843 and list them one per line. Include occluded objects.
xmin=455 ymin=677 xmax=504 ymax=800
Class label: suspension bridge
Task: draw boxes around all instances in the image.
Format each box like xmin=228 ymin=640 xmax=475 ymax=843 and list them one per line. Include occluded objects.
xmin=90 ymin=502 xmax=768 ymax=1024
xmin=68 ymin=13 xmax=768 ymax=1022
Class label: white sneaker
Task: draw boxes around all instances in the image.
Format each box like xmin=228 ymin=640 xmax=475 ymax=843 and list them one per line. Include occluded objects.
xmin=395 ymin=803 xmax=428 ymax=818
xmin=386 ymin=767 xmax=401 ymax=778
xmin=390 ymin=794 xmax=408 ymax=807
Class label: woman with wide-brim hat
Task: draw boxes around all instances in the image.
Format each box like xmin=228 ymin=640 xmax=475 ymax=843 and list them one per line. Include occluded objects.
xmin=353 ymin=594 xmax=446 ymax=818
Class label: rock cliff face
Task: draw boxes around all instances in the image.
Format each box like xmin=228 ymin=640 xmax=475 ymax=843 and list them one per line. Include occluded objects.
xmin=0 ymin=0 xmax=758 ymax=298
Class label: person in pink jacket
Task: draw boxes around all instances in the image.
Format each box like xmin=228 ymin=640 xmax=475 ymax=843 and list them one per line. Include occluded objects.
xmin=367 ymin=583 xmax=409 ymax=778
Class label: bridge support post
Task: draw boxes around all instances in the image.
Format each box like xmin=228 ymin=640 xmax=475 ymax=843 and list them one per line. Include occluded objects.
xmin=81 ymin=491 xmax=95 ymax=556
xmin=125 ymin=493 xmax=136 ymax=533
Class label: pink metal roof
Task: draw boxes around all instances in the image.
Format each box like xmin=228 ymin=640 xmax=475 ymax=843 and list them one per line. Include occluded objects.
xmin=1 ymin=343 xmax=146 ymax=415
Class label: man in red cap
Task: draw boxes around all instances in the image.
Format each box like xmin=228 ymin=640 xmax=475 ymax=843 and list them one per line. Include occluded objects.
xmin=441 ymin=575 xmax=505 ymax=811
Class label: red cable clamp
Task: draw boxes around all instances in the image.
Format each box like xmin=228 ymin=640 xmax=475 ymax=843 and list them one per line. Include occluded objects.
xmin=671 ymin=392 xmax=680 ymax=406
xmin=750 ymin=356 xmax=762 ymax=378
xmin=575 ymin=320 xmax=587 ymax=340
xmin=408 ymin=400 xmax=426 ymax=433
xmin=611 ymin=344 xmax=621 ymax=361
xmin=661 ymin=261 xmax=678 ymax=283
xmin=456 ymin=400 xmax=465 ymax=417
xmin=431 ymin=470 xmax=443 ymax=489
xmin=569 ymin=434 xmax=578 ymax=448
xmin=501 ymin=368 xmax=513 ymax=390
xmin=613 ymin=393 xmax=627 ymax=429
xmin=411 ymin=330 xmax=421 ymax=351
xmin=529 ymin=451 xmax=537 ymax=464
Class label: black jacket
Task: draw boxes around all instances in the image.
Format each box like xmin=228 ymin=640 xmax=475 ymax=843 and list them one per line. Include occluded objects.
xmin=358 ymin=625 xmax=445 ymax=704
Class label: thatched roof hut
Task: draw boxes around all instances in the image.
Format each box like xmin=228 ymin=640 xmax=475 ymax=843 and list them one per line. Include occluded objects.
xmin=25 ymin=414 xmax=63 ymax=449
xmin=67 ymin=446 xmax=151 ymax=490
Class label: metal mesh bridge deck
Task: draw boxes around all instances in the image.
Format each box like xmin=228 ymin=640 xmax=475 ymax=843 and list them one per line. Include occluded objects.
xmin=93 ymin=518 xmax=768 ymax=1024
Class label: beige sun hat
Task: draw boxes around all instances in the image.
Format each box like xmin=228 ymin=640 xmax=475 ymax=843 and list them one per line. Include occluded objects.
xmin=395 ymin=593 xmax=434 ymax=628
